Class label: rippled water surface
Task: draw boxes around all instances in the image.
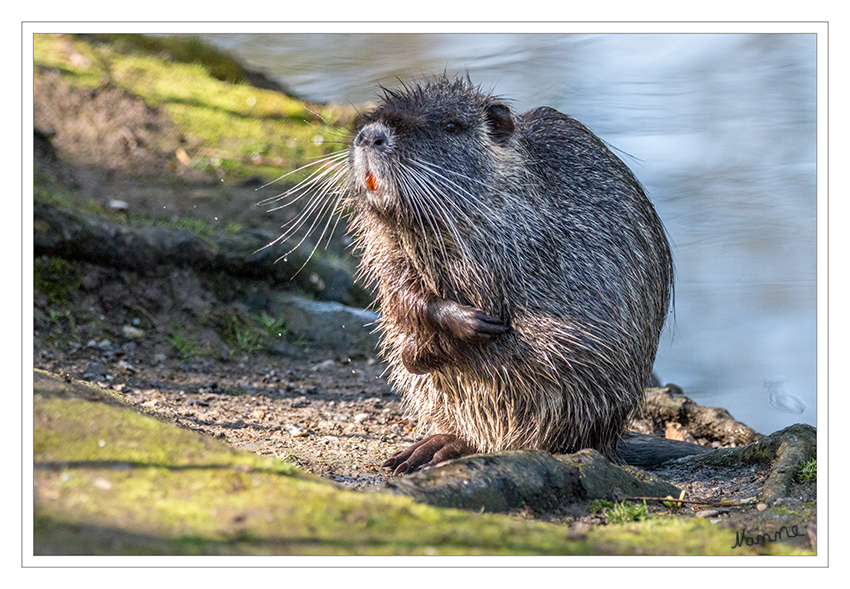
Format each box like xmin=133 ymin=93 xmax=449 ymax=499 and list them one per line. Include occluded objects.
xmin=201 ymin=33 xmax=818 ymax=435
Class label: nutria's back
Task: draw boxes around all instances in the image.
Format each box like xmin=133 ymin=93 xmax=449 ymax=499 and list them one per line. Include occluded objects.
xmin=344 ymin=76 xmax=672 ymax=469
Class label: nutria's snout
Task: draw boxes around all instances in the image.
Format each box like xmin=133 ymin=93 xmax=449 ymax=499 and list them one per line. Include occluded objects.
xmin=353 ymin=122 xmax=394 ymax=194
xmin=355 ymin=122 xmax=392 ymax=152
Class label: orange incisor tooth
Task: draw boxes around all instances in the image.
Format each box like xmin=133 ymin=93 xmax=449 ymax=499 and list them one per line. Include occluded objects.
xmin=365 ymin=170 xmax=378 ymax=191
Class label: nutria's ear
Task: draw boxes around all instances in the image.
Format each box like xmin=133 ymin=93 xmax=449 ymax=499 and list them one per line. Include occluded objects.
xmin=485 ymin=102 xmax=514 ymax=144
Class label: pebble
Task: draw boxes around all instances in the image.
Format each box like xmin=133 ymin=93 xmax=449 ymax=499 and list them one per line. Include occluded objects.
xmin=115 ymin=359 xmax=136 ymax=373
xmin=756 ymin=503 xmax=768 ymax=511
xmin=93 ymin=477 xmax=112 ymax=490
xmin=311 ymin=359 xmax=336 ymax=372
xmin=108 ymin=199 xmax=129 ymax=212
xmin=288 ymin=424 xmax=307 ymax=437
xmin=122 ymin=325 xmax=145 ymax=338
xmin=354 ymin=413 xmax=369 ymax=424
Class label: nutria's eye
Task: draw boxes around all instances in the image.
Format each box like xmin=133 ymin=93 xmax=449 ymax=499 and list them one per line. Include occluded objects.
xmin=443 ymin=121 xmax=459 ymax=134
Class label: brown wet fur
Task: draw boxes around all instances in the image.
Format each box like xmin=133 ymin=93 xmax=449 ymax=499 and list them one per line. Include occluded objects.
xmin=338 ymin=76 xmax=673 ymax=471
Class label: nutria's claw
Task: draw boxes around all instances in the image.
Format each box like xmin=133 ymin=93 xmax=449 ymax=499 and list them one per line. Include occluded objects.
xmin=465 ymin=309 xmax=509 ymax=342
xmin=382 ymin=434 xmax=474 ymax=475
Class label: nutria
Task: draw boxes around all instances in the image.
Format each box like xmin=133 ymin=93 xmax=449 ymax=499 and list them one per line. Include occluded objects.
xmin=280 ymin=75 xmax=675 ymax=473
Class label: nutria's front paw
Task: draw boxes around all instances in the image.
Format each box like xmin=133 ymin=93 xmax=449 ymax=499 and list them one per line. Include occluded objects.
xmin=429 ymin=299 xmax=508 ymax=343
xmin=382 ymin=434 xmax=474 ymax=475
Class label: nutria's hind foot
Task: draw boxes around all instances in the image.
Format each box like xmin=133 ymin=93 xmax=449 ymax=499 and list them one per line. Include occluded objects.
xmin=382 ymin=434 xmax=475 ymax=475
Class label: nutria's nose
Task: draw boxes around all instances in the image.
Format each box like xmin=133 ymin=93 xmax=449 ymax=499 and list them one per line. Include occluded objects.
xmin=355 ymin=123 xmax=391 ymax=152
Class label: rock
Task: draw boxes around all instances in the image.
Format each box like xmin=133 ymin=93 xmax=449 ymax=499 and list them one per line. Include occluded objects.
xmin=33 ymin=202 xmax=371 ymax=308
xmin=666 ymin=423 xmax=816 ymax=500
xmin=269 ymin=292 xmax=379 ymax=355
xmin=642 ymin=386 xmax=761 ymax=447
xmin=379 ymin=448 xmax=681 ymax=514
xmin=618 ymin=432 xmax=713 ymax=467
xmin=108 ymin=200 xmax=129 ymax=213
xmin=121 ymin=325 xmax=145 ymax=338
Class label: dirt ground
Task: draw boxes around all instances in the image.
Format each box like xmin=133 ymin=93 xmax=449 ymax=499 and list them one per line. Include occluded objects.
xmin=34 ymin=295 xmax=411 ymax=491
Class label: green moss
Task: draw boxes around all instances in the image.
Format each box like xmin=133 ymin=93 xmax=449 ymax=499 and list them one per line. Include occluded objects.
xmin=34 ymin=166 xmax=118 ymax=221
xmin=33 ymin=33 xmax=354 ymax=185
xmin=33 ymin=368 xmax=814 ymax=555
xmin=34 ymin=257 xmax=82 ymax=305
xmin=85 ymin=34 xmax=250 ymax=85
xmin=169 ymin=216 xmax=216 ymax=237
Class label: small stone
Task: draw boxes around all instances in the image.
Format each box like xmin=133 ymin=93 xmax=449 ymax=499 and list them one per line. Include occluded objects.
xmin=288 ymin=424 xmax=307 ymax=437
xmin=695 ymin=509 xmax=721 ymax=518
xmin=122 ymin=325 xmax=146 ymax=339
xmin=311 ymin=359 xmax=336 ymax=372
xmin=93 ymin=477 xmax=112 ymax=490
xmin=664 ymin=422 xmax=697 ymax=444
xmin=354 ymin=413 xmax=369 ymax=424
xmin=115 ymin=359 xmax=136 ymax=374
xmin=251 ymin=409 xmax=266 ymax=420
xmin=108 ymin=199 xmax=129 ymax=212
xmin=756 ymin=503 xmax=768 ymax=511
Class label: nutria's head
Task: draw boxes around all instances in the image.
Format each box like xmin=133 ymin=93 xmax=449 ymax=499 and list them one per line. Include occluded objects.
xmin=349 ymin=77 xmax=518 ymax=229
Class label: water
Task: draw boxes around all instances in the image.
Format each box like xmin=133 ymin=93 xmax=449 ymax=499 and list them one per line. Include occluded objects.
xmin=201 ymin=33 xmax=818 ymax=436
